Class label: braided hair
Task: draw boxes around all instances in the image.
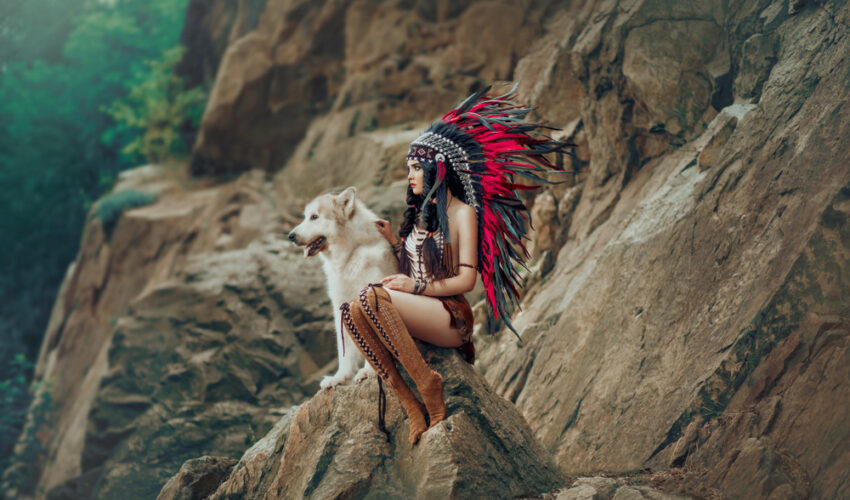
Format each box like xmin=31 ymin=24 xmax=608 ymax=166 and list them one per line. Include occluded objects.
xmin=397 ymin=158 xmax=467 ymax=282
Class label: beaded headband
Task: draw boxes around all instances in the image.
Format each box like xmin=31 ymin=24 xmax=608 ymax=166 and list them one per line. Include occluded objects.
xmin=406 ymin=132 xmax=479 ymax=211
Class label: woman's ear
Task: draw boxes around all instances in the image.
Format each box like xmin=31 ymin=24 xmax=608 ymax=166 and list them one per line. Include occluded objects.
xmin=335 ymin=186 xmax=357 ymax=220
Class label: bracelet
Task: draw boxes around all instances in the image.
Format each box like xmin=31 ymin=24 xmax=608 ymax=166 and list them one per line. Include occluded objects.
xmin=413 ymin=279 xmax=426 ymax=295
xmin=391 ymin=241 xmax=403 ymax=253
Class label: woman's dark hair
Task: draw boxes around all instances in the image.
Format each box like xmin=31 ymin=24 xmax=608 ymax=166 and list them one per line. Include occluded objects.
xmin=397 ymin=158 xmax=466 ymax=280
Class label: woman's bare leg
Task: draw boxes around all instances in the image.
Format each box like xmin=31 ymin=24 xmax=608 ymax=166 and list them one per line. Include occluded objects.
xmin=358 ymin=284 xmax=448 ymax=428
xmin=384 ymin=288 xmax=465 ymax=347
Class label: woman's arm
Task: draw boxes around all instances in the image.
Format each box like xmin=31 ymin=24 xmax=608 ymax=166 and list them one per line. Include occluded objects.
xmin=381 ymin=204 xmax=478 ymax=295
xmin=422 ymin=268 xmax=476 ymax=296
xmin=423 ymin=204 xmax=477 ymax=295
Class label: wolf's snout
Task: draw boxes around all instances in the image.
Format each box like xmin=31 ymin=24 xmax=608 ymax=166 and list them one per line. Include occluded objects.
xmin=288 ymin=231 xmax=297 ymax=242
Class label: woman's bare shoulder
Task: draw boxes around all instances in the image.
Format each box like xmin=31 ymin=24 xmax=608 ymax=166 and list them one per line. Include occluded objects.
xmin=449 ymin=199 xmax=476 ymax=219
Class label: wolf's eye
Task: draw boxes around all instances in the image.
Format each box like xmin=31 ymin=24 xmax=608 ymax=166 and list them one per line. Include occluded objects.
xmin=310 ymin=214 xmax=318 ymax=220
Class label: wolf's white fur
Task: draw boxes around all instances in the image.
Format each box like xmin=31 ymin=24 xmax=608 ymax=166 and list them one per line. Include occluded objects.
xmin=289 ymin=186 xmax=398 ymax=389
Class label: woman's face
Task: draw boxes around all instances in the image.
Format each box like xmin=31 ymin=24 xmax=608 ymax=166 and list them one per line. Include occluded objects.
xmin=407 ymin=159 xmax=424 ymax=195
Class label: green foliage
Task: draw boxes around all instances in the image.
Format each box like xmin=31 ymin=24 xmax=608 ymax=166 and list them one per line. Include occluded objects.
xmin=0 ymin=0 xmax=86 ymax=67
xmin=0 ymin=0 xmax=193 ymax=392
xmin=0 ymin=354 xmax=55 ymax=495
xmin=96 ymin=189 xmax=158 ymax=238
xmin=101 ymin=45 xmax=207 ymax=164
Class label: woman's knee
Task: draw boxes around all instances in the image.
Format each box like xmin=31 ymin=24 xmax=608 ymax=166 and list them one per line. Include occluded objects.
xmin=358 ymin=283 xmax=391 ymax=307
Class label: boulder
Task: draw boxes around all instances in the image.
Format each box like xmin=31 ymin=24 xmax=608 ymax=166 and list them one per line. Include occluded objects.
xmin=156 ymin=456 xmax=237 ymax=500
xmin=164 ymin=345 xmax=565 ymax=499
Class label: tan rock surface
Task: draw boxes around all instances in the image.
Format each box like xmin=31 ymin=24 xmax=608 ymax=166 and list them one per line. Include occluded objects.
xmin=176 ymin=0 xmax=269 ymax=90
xmin=478 ymin=2 xmax=850 ymax=499
xmin=191 ymin=0 xmax=349 ymax=175
xmin=161 ymin=346 xmax=566 ymax=499
xmin=552 ymin=478 xmax=692 ymax=500
xmin=156 ymin=456 xmax=237 ymax=500
xmin=191 ymin=0 xmax=559 ymax=176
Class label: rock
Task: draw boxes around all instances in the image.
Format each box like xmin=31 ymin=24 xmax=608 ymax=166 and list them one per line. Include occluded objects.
xmin=611 ymin=486 xmax=690 ymax=500
xmin=573 ymin=477 xmax=619 ymax=499
xmin=191 ymin=1 xmax=348 ymax=175
xmin=622 ymin=18 xmax=721 ymax=134
xmin=553 ymin=477 xmax=619 ymax=500
xmin=190 ymin=0 xmax=553 ymax=177
xmin=734 ymin=33 xmax=777 ymax=100
xmin=480 ymin=5 xmax=850 ymax=500
xmin=696 ymin=106 xmax=740 ymax=171
xmin=182 ymin=344 xmax=565 ymax=499
xmin=553 ymin=478 xmax=692 ymax=500
xmin=66 ymin=240 xmax=336 ymax=498
xmin=111 ymin=164 xmax=179 ymax=198
xmin=175 ymin=0 xmax=265 ymax=90
xmin=273 ymin=116 xmax=422 ymax=207
xmin=788 ymin=0 xmax=808 ymax=15
xmin=556 ymin=483 xmax=598 ymax=500
xmin=530 ymin=190 xmax=558 ymax=259
xmin=156 ymin=456 xmax=237 ymax=500
xmin=611 ymin=487 xmax=645 ymax=500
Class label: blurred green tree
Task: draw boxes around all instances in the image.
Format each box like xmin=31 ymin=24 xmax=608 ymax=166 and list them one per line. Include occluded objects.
xmin=0 ymin=0 xmax=86 ymax=66
xmin=0 ymin=0 xmax=200 ymax=480
xmin=0 ymin=353 xmax=54 ymax=495
xmin=101 ymin=45 xmax=207 ymax=164
xmin=0 ymin=0 xmax=196 ymax=363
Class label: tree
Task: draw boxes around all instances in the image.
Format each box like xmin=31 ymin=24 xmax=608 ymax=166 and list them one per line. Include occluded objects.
xmin=101 ymin=45 xmax=207 ymax=164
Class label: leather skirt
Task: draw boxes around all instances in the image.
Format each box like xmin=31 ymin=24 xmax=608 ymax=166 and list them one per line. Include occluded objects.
xmin=439 ymin=294 xmax=475 ymax=364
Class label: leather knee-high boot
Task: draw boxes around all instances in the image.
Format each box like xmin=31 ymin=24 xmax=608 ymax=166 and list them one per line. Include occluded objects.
xmin=340 ymin=301 xmax=428 ymax=445
xmin=358 ymin=284 xmax=447 ymax=428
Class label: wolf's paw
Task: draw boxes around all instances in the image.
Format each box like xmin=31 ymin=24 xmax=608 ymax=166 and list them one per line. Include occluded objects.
xmin=320 ymin=372 xmax=351 ymax=389
xmin=354 ymin=365 xmax=376 ymax=383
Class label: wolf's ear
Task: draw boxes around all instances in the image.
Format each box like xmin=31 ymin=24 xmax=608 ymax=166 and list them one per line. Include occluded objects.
xmin=335 ymin=186 xmax=357 ymax=220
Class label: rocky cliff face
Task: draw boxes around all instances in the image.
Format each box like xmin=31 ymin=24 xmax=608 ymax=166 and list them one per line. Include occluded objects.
xmin=475 ymin=3 xmax=850 ymax=499
xmin=6 ymin=1 xmax=849 ymax=499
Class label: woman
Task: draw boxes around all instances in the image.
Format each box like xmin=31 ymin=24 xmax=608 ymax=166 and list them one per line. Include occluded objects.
xmin=375 ymin=157 xmax=478 ymax=350
xmin=339 ymin=84 xmax=571 ymax=445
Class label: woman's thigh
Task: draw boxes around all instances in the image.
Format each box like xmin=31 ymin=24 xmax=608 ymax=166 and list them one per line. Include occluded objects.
xmin=384 ymin=288 xmax=464 ymax=348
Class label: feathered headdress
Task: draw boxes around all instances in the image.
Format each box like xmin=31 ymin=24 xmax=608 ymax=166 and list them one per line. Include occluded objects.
xmin=406 ymin=83 xmax=575 ymax=339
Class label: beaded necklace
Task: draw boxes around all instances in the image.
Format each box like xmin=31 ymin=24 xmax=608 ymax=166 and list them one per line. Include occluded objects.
xmin=404 ymin=224 xmax=444 ymax=283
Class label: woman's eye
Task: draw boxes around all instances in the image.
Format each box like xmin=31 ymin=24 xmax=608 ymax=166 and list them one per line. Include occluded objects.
xmin=310 ymin=214 xmax=318 ymax=220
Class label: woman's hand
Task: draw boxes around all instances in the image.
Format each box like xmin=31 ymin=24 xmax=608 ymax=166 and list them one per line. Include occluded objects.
xmin=380 ymin=273 xmax=415 ymax=293
xmin=374 ymin=219 xmax=396 ymax=244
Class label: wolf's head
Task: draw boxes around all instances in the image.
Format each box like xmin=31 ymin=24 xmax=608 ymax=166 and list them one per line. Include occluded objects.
xmin=288 ymin=186 xmax=361 ymax=258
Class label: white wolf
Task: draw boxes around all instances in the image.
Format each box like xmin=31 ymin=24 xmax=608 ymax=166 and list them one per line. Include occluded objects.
xmin=288 ymin=186 xmax=397 ymax=388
